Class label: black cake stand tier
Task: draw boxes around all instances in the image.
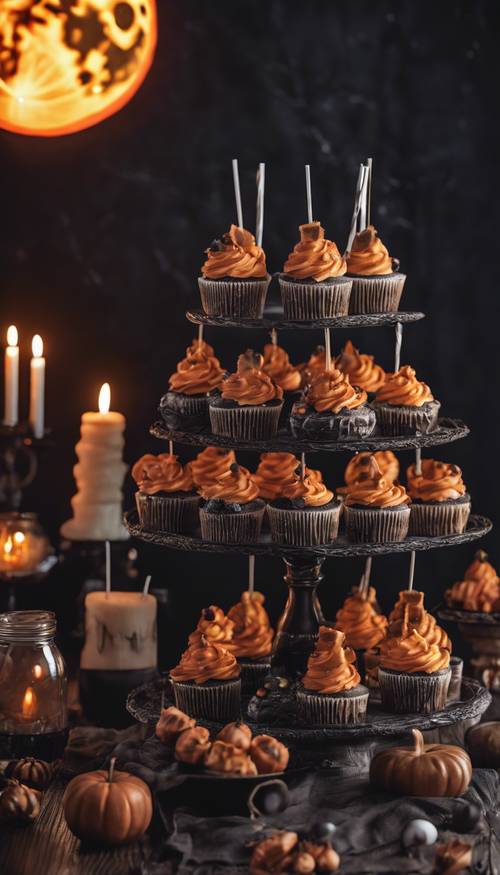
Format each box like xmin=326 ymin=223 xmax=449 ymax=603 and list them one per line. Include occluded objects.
xmin=186 ymin=308 xmax=425 ymax=330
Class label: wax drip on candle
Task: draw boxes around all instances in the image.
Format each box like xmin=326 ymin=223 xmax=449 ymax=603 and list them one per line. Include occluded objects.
xmin=248 ymin=554 xmax=255 ymax=598
xmin=142 ymin=574 xmax=152 ymax=599
xmin=105 ymin=540 xmax=111 ymax=597
xmin=415 ymin=448 xmax=422 ymax=476
xmin=256 ymin=162 xmax=265 ymax=248
xmin=305 ymin=164 xmax=313 ymax=223
xmin=394 ymin=323 xmax=403 ymax=372
xmin=408 ymin=551 xmax=416 ymax=591
xmin=324 ymin=328 xmax=332 ymax=372
xmin=232 ymin=158 xmax=244 ymax=228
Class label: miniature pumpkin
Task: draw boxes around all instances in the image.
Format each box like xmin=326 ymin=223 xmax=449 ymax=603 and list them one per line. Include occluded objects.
xmin=292 ymin=851 xmax=316 ymax=873
xmin=63 ymin=757 xmax=152 ymax=845
xmin=217 ymin=721 xmax=252 ymax=751
xmin=370 ymin=729 xmax=472 ymax=797
xmin=204 ymin=741 xmax=258 ymax=776
xmin=250 ymin=831 xmax=299 ymax=875
xmin=301 ymin=841 xmax=340 ymax=873
xmin=0 ymin=780 xmax=41 ymax=824
xmin=250 ymin=735 xmax=289 ymax=774
xmin=155 ymin=706 xmax=195 ymax=745
xmin=5 ymin=757 xmax=52 ymax=791
xmin=0 ymin=0 xmax=157 ymax=137
xmin=175 ymin=727 xmax=211 ymax=766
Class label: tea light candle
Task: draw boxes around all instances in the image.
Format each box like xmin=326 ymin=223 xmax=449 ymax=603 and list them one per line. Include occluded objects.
xmin=4 ymin=325 xmax=19 ymax=427
xmin=29 ymin=334 xmax=45 ymax=438
xmin=61 ymin=383 xmax=128 ymax=542
xmin=80 ymin=591 xmax=157 ymax=671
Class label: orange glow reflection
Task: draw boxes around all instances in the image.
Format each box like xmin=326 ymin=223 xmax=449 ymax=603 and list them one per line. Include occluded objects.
xmin=22 ymin=686 xmax=37 ymax=719
xmin=0 ymin=1 xmax=157 ymax=137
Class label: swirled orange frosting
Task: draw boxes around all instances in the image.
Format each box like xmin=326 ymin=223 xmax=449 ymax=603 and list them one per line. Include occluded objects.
xmin=346 ymin=225 xmax=394 ymax=276
xmin=262 ymin=343 xmax=302 ymax=392
xmin=199 ymin=464 xmax=259 ymax=504
xmin=302 ymin=627 xmax=360 ymax=693
xmin=222 ymin=351 xmax=283 ymax=406
xmin=344 ymin=456 xmax=410 ymax=508
xmin=380 ymin=623 xmax=450 ymax=674
xmin=227 ymin=591 xmax=273 ymax=658
xmin=170 ymin=637 xmax=240 ymax=684
xmin=338 ymin=451 xmax=400 ymax=495
xmin=282 ymin=471 xmax=334 ymax=507
xmin=132 ymin=453 xmax=194 ymax=494
xmin=298 ymin=346 xmax=327 ymax=386
xmin=188 ymin=605 xmax=234 ymax=648
xmin=169 ymin=339 xmax=225 ymax=396
xmin=336 ymin=340 xmax=386 ymax=393
xmin=445 ymin=551 xmax=500 ymax=612
xmin=385 ymin=590 xmax=451 ymax=651
xmin=304 ymin=368 xmax=367 ymax=413
xmin=253 ymin=453 xmax=301 ymax=500
xmin=190 ymin=447 xmax=236 ymax=488
xmin=283 ymin=222 xmax=347 ymax=281
xmin=335 ymin=590 xmax=388 ymax=650
xmin=202 ymin=225 xmax=267 ymax=279
xmin=407 ymin=460 xmax=467 ymax=502
xmin=375 ymin=366 xmax=434 ymax=408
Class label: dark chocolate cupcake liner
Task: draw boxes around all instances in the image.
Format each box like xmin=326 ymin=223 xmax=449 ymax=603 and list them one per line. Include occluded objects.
xmin=347 ymin=273 xmax=406 ymax=314
xmin=290 ymin=402 xmax=376 ymax=441
xmin=267 ymin=502 xmax=341 ymax=546
xmin=199 ymin=506 xmax=265 ymax=544
xmin=408 ymin=500 xmax=471 ymax=536
xmin=278 ymin=275 xmax=352 ymax=319
xmin=372 ymin=400 xmax=441 ymax=435
xmin=238 ymin=658 xmax=271 ymax=694
xmin=198 ymin=276 xmax=270 ymax=318
xmin=343 ymin=505 xmax=410 ymax=543
xmin=448 ymin=656 xmax=464 ymax=702
xmin=209 ymin=401 xmax=283 ymax=440
xmin=159 ymin=391 xmax=214 ymax=432
xmin=378 ymin=667 xmax=451 ymax=714
xmin=171 ymin=677 xmax=241 ymax=722
xmin=297 ymin=685 xmax=369 ymax=725
xmin=135 ymin=491 xmax=200 ymax=533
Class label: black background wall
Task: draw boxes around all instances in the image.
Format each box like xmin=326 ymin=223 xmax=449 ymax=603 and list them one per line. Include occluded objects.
xmin=2 ymin=0 xmax=499 ymax=663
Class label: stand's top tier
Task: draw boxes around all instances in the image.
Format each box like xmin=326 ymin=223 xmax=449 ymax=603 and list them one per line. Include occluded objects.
xmin=187 ymin=309 xmax=424 ymax=331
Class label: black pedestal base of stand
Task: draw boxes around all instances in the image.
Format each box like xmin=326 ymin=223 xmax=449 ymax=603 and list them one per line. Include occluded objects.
xmin=0 ymin=728 xmax=68 ymax=762
xmin=80 ymin=667 xmax=159 ymax=729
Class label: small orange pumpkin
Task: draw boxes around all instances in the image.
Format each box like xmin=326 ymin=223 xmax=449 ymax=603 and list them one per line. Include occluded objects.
xmin=175 ymin=727 xmax=211 ymax=766
xmin=217 ymin=721 xmax=252 ymax=751
xmin=370 ymin=729 xmax=472 ymax=797
xmin=155 ymin=706 xmax=195 ymax=745
xmin=63 ymin=758 xmax=152 ymax=845
xmin=204 ymin=741 xmax=257 ymax=776
xmin=250 ymin=735 xmax=289 ymax=774
xmin=5 ymin=757 xmax=53 ymax=791
xmin=0 ymin=780 xmax=41 ymax=824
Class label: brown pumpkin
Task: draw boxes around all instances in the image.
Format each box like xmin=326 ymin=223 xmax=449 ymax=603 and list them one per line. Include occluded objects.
xmin=155 ymin=706 xmax=195 ymax=745
xmin=250 ymin=735 xmax=289 ymax=774
xmin=370 ymin=729 xmax=472 ymax=797
xmin=300 ymin=841 xmax=340 ymax=872
xmin=175 ymin=727 xmax=211 ymax=766
xmin=0 ymin=780 xmax=41 ymax=824
xmin=250 ymin=831 xmax=299 ymax=875
xmin=5 ymin=757 xmax=53 ymax=791
xmin=217 ymin=721 xmax=252 ymax=751
xmin=204 ymin=741 xmax=258 ymax=776
xmin=63 ymin=757 xmax=152 ymax=845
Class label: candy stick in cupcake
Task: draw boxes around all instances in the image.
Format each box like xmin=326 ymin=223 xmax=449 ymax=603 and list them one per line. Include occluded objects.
xmin=169 ymin=439 xmax=174 ymax=456
xmin=394 ymin=322 xmax=403 ymax=372
xmin=232 ymin=158 xmax=244 ymax=228
xmin=324 ymin=327 xmax=333 ymax=372
xmin=358 ymin=163 xmax=370 ymax=231
xmin=360 ymin=556 xmax=373 ymax=597
xmin=305 ymin=164 xmax=313 ymax=222
xmin=142 ymin=574 xmax=152 ymax=600
xmin=197 ymin=323 xmax=204 ymax=345
xmin=346 ymin=164 xmax=369 ymax=253
xmin=105 ymin=539 xmax=111 ymax=598
xmin=414 ymin=448 xmax=422 ymax=476
xmin=248 ymin=554 xmax=255 ymax=598
xmin=300 ymin=451 xmax=306 ymax=481
xmin=408 ymin=551 xmax=416 ymax=591
xmin=366 ymin=157 xmax=373 ymax=226
xmin=256 ymin=162 xmax=265 ymax=247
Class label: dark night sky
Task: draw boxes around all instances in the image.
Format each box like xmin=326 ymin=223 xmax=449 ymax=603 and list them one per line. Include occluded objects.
xmin=1 ymin=0 xmax=499 ymax=663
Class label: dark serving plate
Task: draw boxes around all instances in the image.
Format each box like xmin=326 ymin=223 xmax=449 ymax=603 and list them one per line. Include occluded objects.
xmin=438 ymin=605 xmax=500 ymax=626
xmin=186 ymin=308 xmax=425 ymax=331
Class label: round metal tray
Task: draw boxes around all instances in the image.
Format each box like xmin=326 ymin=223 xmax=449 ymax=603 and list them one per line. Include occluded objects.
xmin=151 ymin=417 xmax=470 ymax=455
xmin=186 ymin=308 xmax=425 ymax=331
xmin=438 ymin=605 xmax=500 ymax=626
xmin=124 ymin=510 xmax=492 ymax=558
xmin=127 ymin=675 xmax=491 ymax=742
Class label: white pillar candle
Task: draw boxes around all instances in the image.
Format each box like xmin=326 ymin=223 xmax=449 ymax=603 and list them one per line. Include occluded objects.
xmin=60 ymin=383 xmax=128 ymax=541
xmin=29 ymin=334 xmax=45 ymax=439
xmin=80 ymin=591 xmax=157 ymax=671
xmin=4 ymin=325 xmax=19 ymax=427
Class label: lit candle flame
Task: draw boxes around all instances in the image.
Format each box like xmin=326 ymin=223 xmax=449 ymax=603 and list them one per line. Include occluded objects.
xmin=98 ymin=382 xmax=111 ymax=415
xmin=13 ymin=531 xmax=25 ymax=545
xmin=7 ymin=325 xmax=18 ymax=347
xmin=32 ymin=334 xmax=43 ymax=358
xmin=22 ymin=686 xmax=37 ymax=719
xmin=4 ymin=536 xmax=13 ymax=555
xmin=33 ymin=664 xmax=42 ymax=680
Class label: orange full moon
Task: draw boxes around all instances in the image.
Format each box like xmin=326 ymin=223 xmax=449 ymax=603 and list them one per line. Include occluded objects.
xmin=0 ymin=0 xmax=157 ymax=137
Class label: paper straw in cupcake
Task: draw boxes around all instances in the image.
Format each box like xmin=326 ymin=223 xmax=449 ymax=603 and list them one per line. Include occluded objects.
xmin=226 ymin=556 xmax=273 ymax=692
xmin=255 ymin=162 xmax=265 ymax=248
xmin=407 ymin=457 xmax=471 ymax=536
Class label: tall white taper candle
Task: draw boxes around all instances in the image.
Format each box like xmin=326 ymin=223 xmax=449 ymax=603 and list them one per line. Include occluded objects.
xmin=4 ymin=325 xmax=19 ymax=427
xmin=29 ymin=334 xmax=45 ymax=439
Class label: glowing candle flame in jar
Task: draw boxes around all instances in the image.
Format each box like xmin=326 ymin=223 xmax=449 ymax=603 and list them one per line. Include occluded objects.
xmin=22 ymin=686 xmax=37 ymax=720
xmin=4 ymin=325 xmax=19 ymax=426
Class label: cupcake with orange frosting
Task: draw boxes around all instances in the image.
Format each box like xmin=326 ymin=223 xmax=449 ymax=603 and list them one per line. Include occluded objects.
xmin=188 ymin=605 xmax=235 ymax=649
xmin=297 ymin=345 xmax=327 ymax=387
xmin=160 ymin=338 xmax=225 ymax=431
xmin=335 ymin=586 xmax=388 ymax=654
xmin=406 ymin=459 xmax=471 ymax=536
xmin=262 ymin=337 xmax=302 ymax=418
xmin=198 ymin=224 xmax=270 ymax=318
xmin=378 ymin=605 xmax=451 ymax=713
xmin=346 ymin=225 xmax=406 ymax=314
xmin=290 ymin=364 xmax=376 ymax=441
xmin=297 ymin=627 xmax=369 ymax=725
xmin=373 ymin=365 xmax=441 ymax=435
xmin=337 ymin=450 xmax=400 ymax=496
xmin=445 ymin=550 xmax=500 ymax=613
xmin=198 ymin=463 xmax=265 ymax=544
xmin=190 ymin=447 xmax=236 ymax=489
xmin=279 ymin=221 xmax=352 ymax=319
xmin=266 ymin=466 xmax=341 ymax=546
xmin=132 ymin=452 xmax=199 ymax=533
xmin=209 ymin=351 xmax=284 ymax=440
xmin=227 ymin=591 xmax=274 ymax=691
xmin=335 ymin=340 xmax=386 ymax=393
xmin=253 ymin=453 xmax=319 ymax=501
xmin=170 ymin=633 xmax=241 ymax=722
xmin=343 ymin=454 xmax=411 ymax=543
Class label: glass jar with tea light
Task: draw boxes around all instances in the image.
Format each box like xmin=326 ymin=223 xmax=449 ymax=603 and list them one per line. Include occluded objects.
xmin=0 ymin=512 xmax=52 ymax=577
xmin=0 ymin=611 xmax=68 ymax=760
